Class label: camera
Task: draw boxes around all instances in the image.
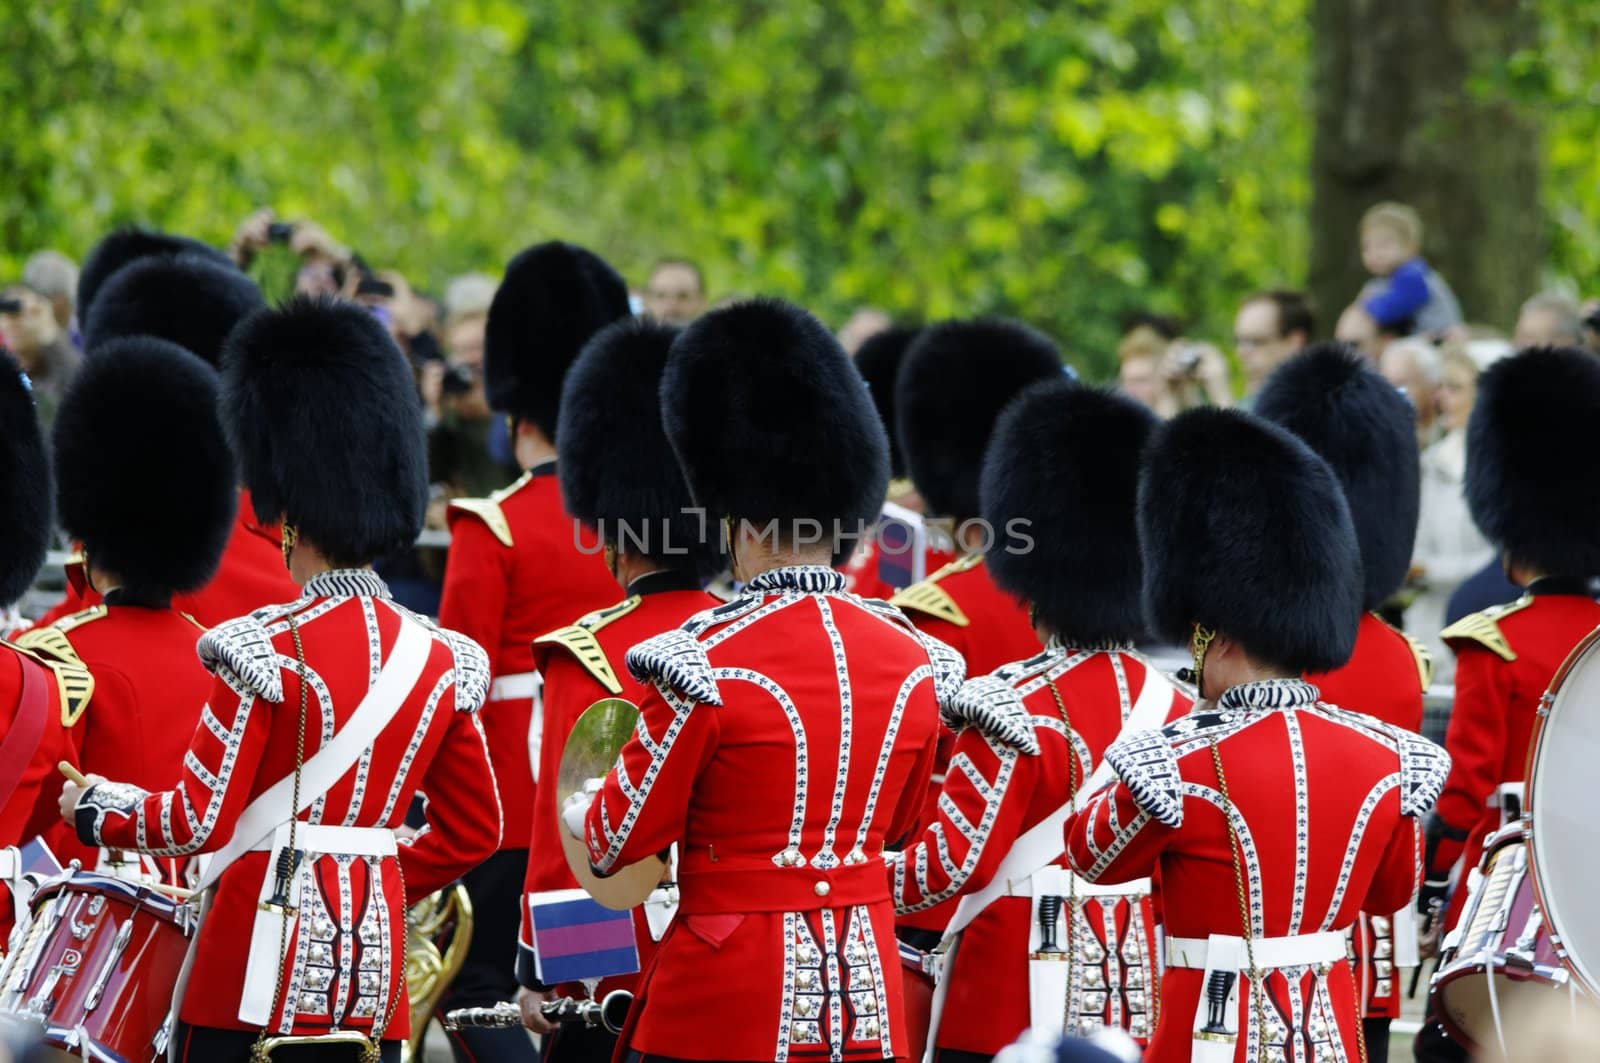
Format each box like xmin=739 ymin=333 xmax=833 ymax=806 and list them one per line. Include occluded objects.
xmin=266 ymin=221 xmax=296 ymax=244
xmin=441 ymin=363 xmax=477 ymax=397
xmin=0 ymin=297 xmax=22 ymax=315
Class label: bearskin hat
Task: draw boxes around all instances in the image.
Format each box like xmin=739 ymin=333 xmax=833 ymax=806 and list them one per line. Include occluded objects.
xmin=0 ymin=352 xmax=52 ymax=606
xmin=896 ymin=318 xmax=1062 ymax=519
xmin=1255 ymin=343 xmax=1420 ymax=610
xmin=221 ymin=298 xmax=426 ymax=566
xmin=484 ymin=241 xmax=631 ymax=442
xmin=1139 ymin=407 xmax=1363 ymax=673
xmin=981 ymin=379 xmax=1157 ymax=645
xmin=77 ymin=227 xmax=233 ymax=322
xmin=558 ymin=318 xmax=722 ymax=580
xmin=53 ymin=338 xmax=235 ymax=595
xmin=83 ymin=254 xmax=265 ymax=367
xmin=1466 ymin=346 xmax=1600 ymax=575
xmin=852 ymin=326 xmax=920 ymax=480
xmin=662 ymin=298 xmax=888 ymax=562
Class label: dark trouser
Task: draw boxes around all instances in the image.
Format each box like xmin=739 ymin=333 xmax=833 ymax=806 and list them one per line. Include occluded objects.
xmin=1364 ymin=1018 xmax=1391 ymax=1063
xmin=542 ymin=1020 xmax=618 ymax=1063
xmin=438 ymin=848 xmax=541 ymax=1063
xmin=1413 ymin=1009 xmax=1470 ymax=1062
xmin=171 ymin=1022 xmax=401 ymax=1062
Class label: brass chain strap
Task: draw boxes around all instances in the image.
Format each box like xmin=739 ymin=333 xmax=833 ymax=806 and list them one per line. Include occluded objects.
xmin=1208 ymin=737 xmax=1269 ymax=1063
xmin=1046 ymin=680 xmax=1080 ymax=1032
xmin=251 ymin=611 xmax=311 ymax=1062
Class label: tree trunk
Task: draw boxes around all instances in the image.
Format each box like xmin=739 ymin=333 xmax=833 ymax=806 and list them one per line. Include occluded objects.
xmin=1309 ymin=0 xmax=1542 ymax=334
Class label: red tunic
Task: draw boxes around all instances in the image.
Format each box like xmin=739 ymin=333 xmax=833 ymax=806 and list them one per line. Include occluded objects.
xmin=76 ymin=570 xmax=501 ymax=1038
xmin=893 ymin=645 xmax=1191 ymax=1053
xmin=1305 ymin=611 xmax=1430 ymax=1018
xmin=438 ymin=465 xmax=617 ymax=849
xmin=1064 ymin=679 xmax=1447 ymax=1063
xmin=515 ymin=573 xmax=718 ymax=999
xmin=19 ymin=596 xmax=212 ymax=882
xmin=0 ymin=643 xmax=80 ymax=937
xmin=34 ymin=489 xmax=298 ymax=630
xmin=1429 ymin=581 xmax=1600 ymax=927
xmin=583 ymin=566 xmax=959 ymax=1061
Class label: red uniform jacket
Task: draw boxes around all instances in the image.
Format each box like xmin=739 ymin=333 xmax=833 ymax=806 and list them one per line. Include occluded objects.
xmin=76 ymin=570 xmax=502 ymax=1037
xmin=34 ymin=489 xmax=298 ymax=631
xmin=1429 ymin=579 xmax=1600 ymax=926
xmin=1065 ymin=679 xmax=1448 ymax=1063
xmin=516 ymin=571 xmax=717 ymax=995
xmin=583 ymin=566 xmax=960 ymax=1061
xmin=19 ymin=593 xmax=212 ymax=882
xmin=892 ymin=644 xmax=1191 ymax=1053
xmin=1305 ymin=611 xmax=1430 ymax=1018
xmin=439 ymin=464 xmax=617 ymax=849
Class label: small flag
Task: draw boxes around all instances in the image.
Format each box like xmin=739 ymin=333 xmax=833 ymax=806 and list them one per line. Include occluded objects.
xmin=528 ymin=889 xmax=640 ymax=984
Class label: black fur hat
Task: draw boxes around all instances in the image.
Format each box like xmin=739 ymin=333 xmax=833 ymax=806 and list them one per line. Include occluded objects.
xmin=1255 ymin=342 xmax=1420 ymax=610
xmin=53 ymin=337 xmax=236 ymax=595
xmin=77 ymin=228 xmax=233 ymax=322
xmin=0 ymin=352 xmax=52 ymax=606
xmin=83 ymin=253 xmax=265 ymax=367
xmin=1139 ymin=407 xmax=1363 ymax=673
xmin=484 ymin=241 xmax=631 ymax=441
xmin=896 ymin=318 xmax=1062 ymax=519
xmin=661 ymin=298 xmax=888 ymax=562
xmin=1466 ymin=346 xmax=1600 ymax=575
xmin=558 ymin=318 xmax=722 ymax=581
xmin=221 ymin=297 xmax=427 ymax=566
xmin=853 ymin=326 xmax=920 ymax=480
xmin=982 ymin=379 xmax=1157 ymax=645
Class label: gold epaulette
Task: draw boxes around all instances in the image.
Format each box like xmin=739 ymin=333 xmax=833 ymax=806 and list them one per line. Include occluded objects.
xmin=9 ymin=617 xmax=99 ymax=727
xmin=1439 ymin=596 xmax=1534 ymax=663
xmin=533 ymin=596 xmax=644 ymax=695
xmin=888 ymin=553 xmax=985 ymax=628
xmin=448 ymin=472 xmax=533 ymax=549
xmin=1402 ymin=630 xmax=1434 ymax=690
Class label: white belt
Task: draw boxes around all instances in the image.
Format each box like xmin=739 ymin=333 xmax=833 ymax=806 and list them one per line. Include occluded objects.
xmin=490 ymin=671 xmax=541 ymax=702
xmin=1005 ymin=872 xmax=1151 ymax=900
xmin=247 ymin=822 xmax=398 ymax=857
xmin=1168 ymin=930 xmax=1345 ymax=970
xmin=0 ymin=847 xmax=17 ymax=880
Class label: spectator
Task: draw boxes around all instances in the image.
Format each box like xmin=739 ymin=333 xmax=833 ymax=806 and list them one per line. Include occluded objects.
xmin=1355 ymin=201 xmax=1462 ymax=335
xmin=838 ymin=306 xmax=892 ymax=355
xmin=1116 ymin=319 xmax=1171 ymax=412
xmin=0 ymin=284 xmax=81 ymax=428
xmin=1581 ymin=298 xmax=1600 ymax=353
xmin=229 ymin=207 xmax=354 ymax=297
xmin=425 ymin=273 xmax=510 ymax=506
xmin=1410 ymin=340 xmax=1504 ymax=681
xmin=643 ymin=257 xmax=707 ymax=324
xmin=1233 ymin=289 xmax=1314 ymax=407
xmin=1512 ymin=291 xmax=1584 ymax=349
xmin=1379 ymin=337 xmax=1443 ymax=447
xmin=22 ymin=250 xmax=78 ymax=332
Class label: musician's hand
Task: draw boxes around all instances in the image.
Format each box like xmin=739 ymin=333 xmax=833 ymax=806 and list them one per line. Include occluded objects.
xmin=516 ymin=986 xmax=555 ymax=1034
xmin=58 ymin=774 xmax=107 ymax=825
xmin=561 ymin=788 xmax=596 ymax=842
xmin=1416 ymin=879 xmax=1449 ymax=960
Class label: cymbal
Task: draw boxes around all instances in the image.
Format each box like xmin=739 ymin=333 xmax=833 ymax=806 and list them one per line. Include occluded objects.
xmin=558 ymin=697 xmax=667 ymax=910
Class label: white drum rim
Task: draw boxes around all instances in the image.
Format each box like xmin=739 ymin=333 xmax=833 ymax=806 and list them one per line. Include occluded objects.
xmin=1525 ymin=625 xmax=1600 ymax=996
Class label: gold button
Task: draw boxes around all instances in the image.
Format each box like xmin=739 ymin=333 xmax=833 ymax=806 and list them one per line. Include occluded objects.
xmin=814 ymin=881 xmax=831 ymax=897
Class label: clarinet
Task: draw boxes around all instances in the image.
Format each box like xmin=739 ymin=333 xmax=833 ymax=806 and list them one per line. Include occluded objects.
xmin=444 ymin=990 xmax=633 ymax=1035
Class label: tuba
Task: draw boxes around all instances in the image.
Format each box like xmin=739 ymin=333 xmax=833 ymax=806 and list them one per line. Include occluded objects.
xmin=403 ymin=882 xmax=474 ymax=1058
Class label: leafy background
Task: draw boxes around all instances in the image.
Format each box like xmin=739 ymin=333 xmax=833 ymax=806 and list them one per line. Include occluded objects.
xmin=3 ymin=0 xmax=1593 ymax=379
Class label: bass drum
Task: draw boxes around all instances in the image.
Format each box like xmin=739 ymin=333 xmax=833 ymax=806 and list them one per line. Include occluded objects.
xmin=1526 ymin=627 xmax=1600 ymax=994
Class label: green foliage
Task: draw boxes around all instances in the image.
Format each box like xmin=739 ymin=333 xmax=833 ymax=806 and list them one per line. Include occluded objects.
xmin=2 ymin=1 xmax=1592 ymax=379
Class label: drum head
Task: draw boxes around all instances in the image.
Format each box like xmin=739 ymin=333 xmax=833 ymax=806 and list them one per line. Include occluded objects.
xmin=557 ymin=698 xmax=666 ymax=910
xmin=1527 ymin=629 xmax=1600 ymax=994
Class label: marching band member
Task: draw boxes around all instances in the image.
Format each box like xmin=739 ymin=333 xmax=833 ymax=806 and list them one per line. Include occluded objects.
xmin=21 ymin=337 xmax=237 ymax=885
xmin=437 ymin=241 xmax=629 ymax=1059
xmin=891 ymin=380 xmax=1191 ymax=1058
xmin=1064 ymin=406 xmax=1449 ymax=1063
xmin=514 ymin=318 xmax=722 ymax=1060
xmin=1255 ymin=343 xmax=1430 ymax=1055
xmin=35 ymin=248 xmax=297 ymax=630
xmin=60 ymin=299 xmax=502 ymax=1062
xmin=572 ymin=299 xmax=963 ymax=1062
xmin=1415 ymin=346 xmax=1600 ymax=1061
xmin=843 ymin=325 xmax=921 ymax=600
xmin=0 ymin=352 xmax=81 ymax=937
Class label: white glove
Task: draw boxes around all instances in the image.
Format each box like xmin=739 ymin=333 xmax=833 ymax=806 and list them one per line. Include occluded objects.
xmin=561 ymin=779 xmax=604 ymax=841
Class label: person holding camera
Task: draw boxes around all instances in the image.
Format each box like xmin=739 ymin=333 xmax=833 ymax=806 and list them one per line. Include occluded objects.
xmin=229 ymin=207 xmax=353 ymax=297
xmin=0 ymin=283 xmax=81 ymax=429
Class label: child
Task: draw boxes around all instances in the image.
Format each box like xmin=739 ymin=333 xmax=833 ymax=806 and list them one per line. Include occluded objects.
xmin=1358 ymin=201 xmax=1462 ymax=335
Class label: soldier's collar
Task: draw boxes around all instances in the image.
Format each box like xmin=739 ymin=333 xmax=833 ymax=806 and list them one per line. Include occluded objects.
xmin=1046 ymin=633 xmax=1134 ymax=654
xmin=627 ymin=568 xmax=703 ymax=597
xmin=303 ymin=568 xmax=391 ymax=600
xmin=744 ymin=565 xmax=847 ymax=594
xmin=1217 ymin=677 xmax=1320 ymax=712
xmin=525 ymin=458 xmax=558 ymax=479
xmin=103 ymin=586 xmax=173 ymax=610
xmin=1528 ymin=575 xmax=1600 ymax=598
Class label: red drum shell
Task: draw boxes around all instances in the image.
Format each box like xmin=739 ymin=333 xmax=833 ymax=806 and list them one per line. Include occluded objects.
xmin=0 ymin=871 xmax=192 ymax=1063
xmin=899 ymin=942 xmax=934 ymax=1063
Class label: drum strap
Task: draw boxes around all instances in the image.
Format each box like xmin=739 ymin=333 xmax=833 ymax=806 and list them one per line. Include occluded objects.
xmin=0 ymin=654 xmax=50 ymax=812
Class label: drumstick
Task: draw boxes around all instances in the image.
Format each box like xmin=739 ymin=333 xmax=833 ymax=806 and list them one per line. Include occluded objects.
xmin=56 ymin=761 xmax=198 ymax=901
xmin=58 ymin=761 xmax=90 ymax=787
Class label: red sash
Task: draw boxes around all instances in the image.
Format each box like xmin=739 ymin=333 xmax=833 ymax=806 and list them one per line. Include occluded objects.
xmin=0 ymin=654 xmax=49 ymax=811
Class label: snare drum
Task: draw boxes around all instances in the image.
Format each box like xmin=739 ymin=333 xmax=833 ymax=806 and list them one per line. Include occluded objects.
xmin=0 ymin=870 xmax=194 ymax=1062
xmin=1432 ymin=825 xmax=1568 ymax=1050
xmin=898 ymin=940 xmax=934 ymax=1063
